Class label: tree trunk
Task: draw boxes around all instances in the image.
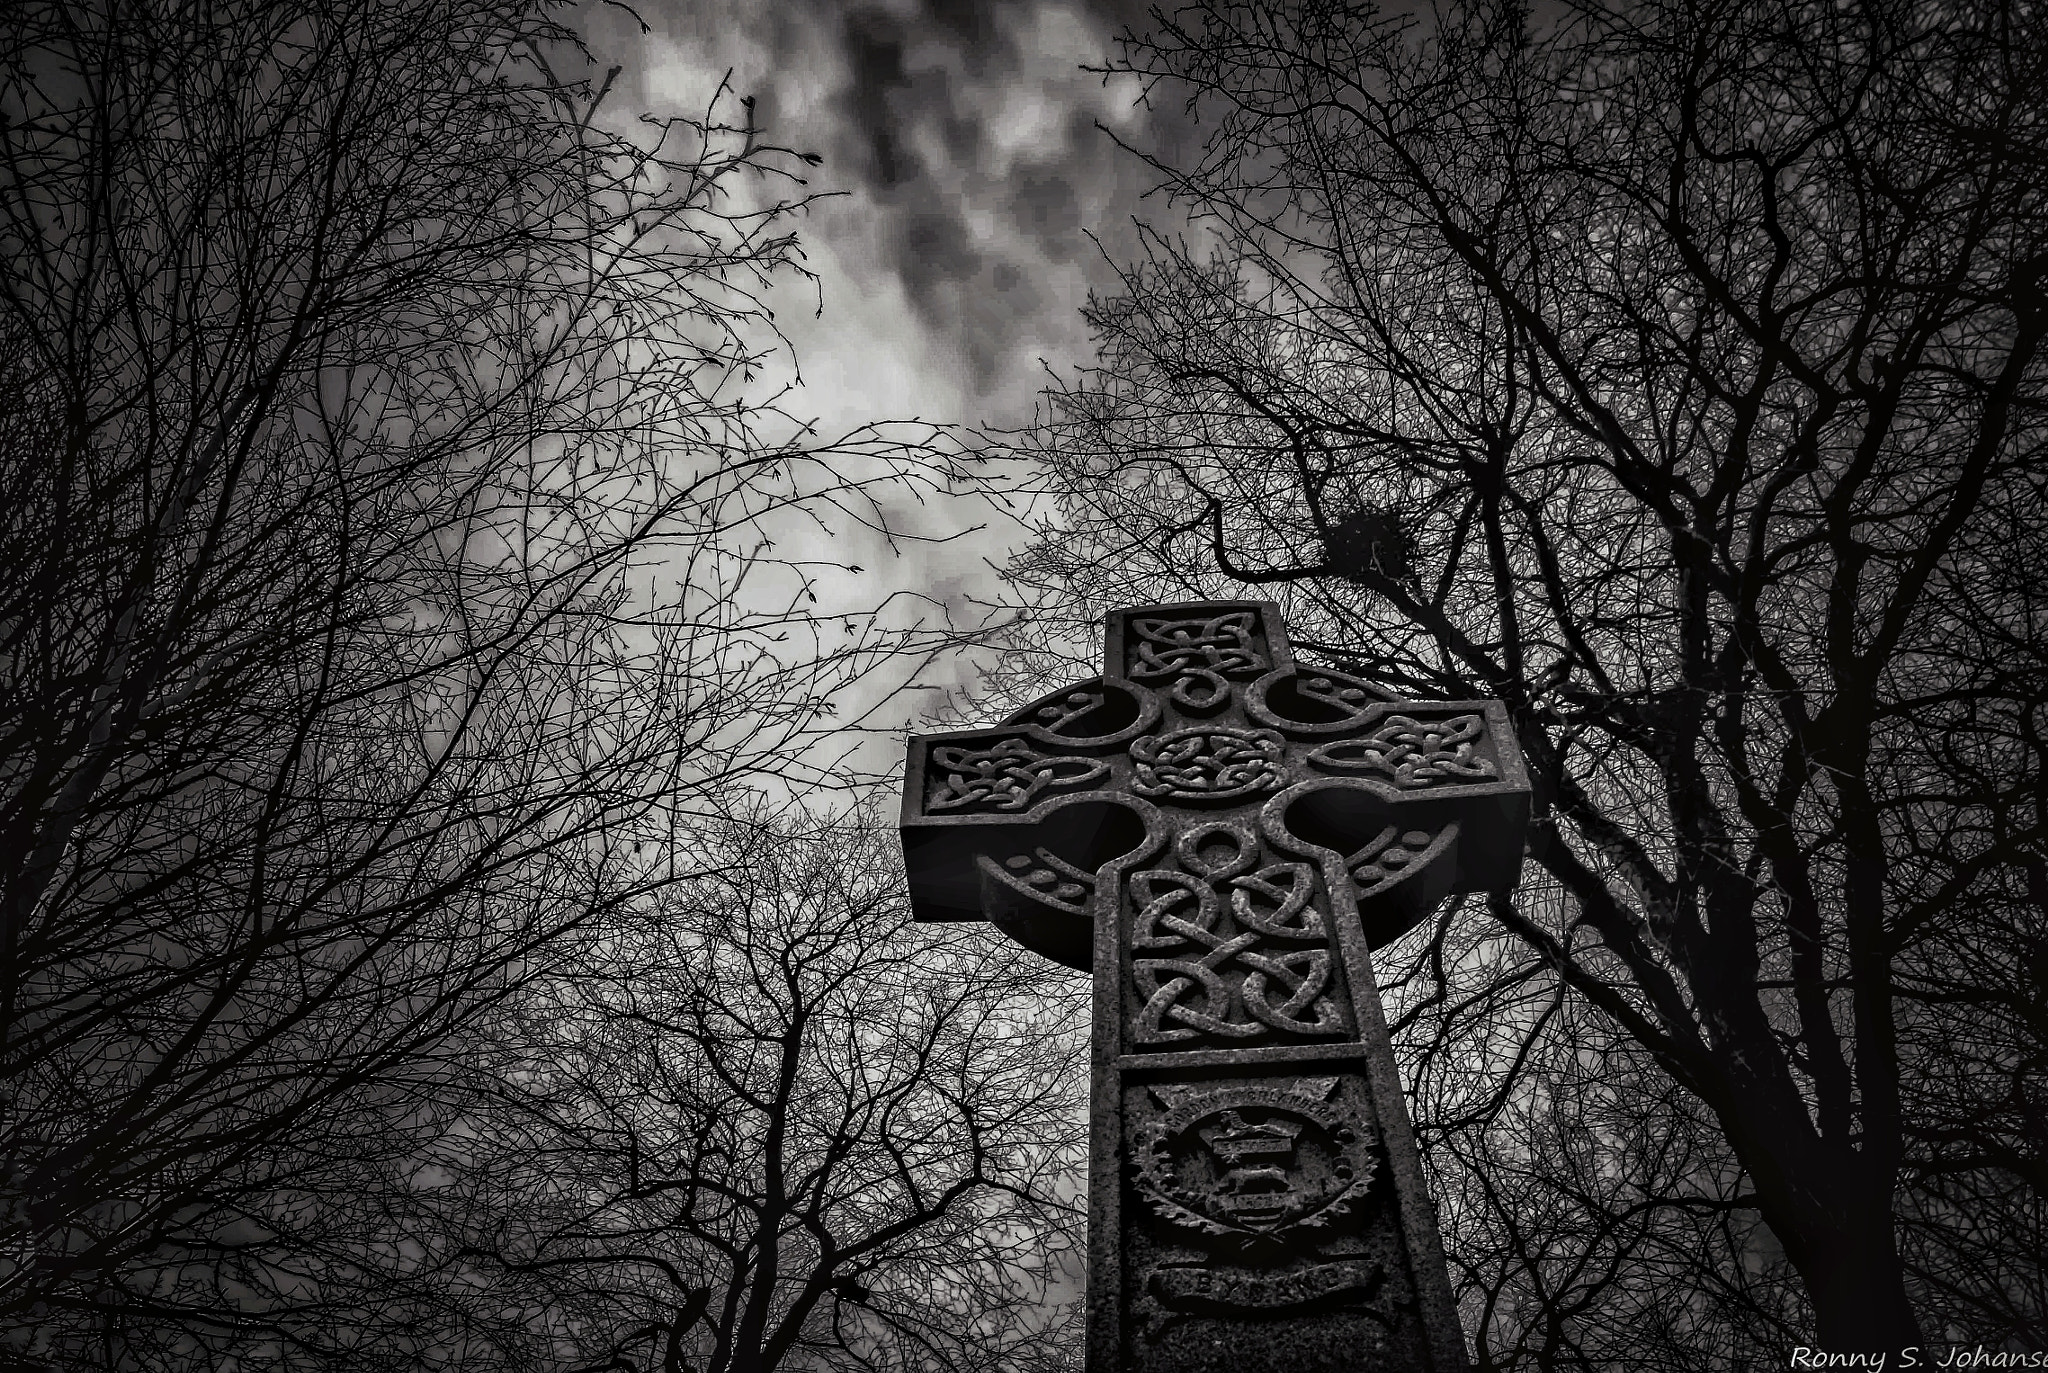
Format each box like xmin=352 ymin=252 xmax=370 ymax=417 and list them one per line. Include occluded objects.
xmin=1806 ymin=1213 xmax=1922 ymax=1354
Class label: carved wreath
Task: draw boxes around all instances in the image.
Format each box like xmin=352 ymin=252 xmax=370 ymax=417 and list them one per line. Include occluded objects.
xmin=1134 ymin=1078 xmax=1378 ymax=1241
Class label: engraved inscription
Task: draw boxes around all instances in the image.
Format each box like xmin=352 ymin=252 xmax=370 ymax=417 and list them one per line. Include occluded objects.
xmin=1149 ymin=1258 xmax=1382 ymax=1310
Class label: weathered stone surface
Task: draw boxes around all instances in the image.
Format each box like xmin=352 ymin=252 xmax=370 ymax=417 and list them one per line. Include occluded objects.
xmin=901 ymin=601 xmax=1530 ymax=1373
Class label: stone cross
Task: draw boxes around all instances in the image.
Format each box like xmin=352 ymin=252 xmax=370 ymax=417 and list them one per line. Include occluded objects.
xmin=901 ymin=601 xmax=1529 ymax=1373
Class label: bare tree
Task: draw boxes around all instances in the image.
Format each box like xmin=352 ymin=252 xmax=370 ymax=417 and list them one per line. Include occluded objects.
xmin=979 ymin=0 xmax=2048 ymax=1362
xmin=458 ymin=803 xmax=1087 ymax=1373
xmin=0 ymin=0 xmax=958 ymax=1364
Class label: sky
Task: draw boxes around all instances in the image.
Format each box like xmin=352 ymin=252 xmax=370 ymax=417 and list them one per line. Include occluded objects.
xmin=608 ymin=0 xmax=1177 ymax=434
xmin=576 ymin=0 xmax=1207 ymax=754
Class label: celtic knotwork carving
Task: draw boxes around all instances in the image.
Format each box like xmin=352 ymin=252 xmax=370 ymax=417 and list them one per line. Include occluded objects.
xmin=1135 ymin=957 xmax=1264 ymax=1042
xmin=928 ymin=739 xmax=1110 ymax=813
xmin=1229 ymin=863 xmax=1324 ymax=939
xmin=1131 ymin=822 xmax=1348 ymax=1045
xmin=1135 ymin=1077 xmax=1378 ymax=1240
xmin=1129 ymin=611 xmax=1267 ymax=679
xmin=1306 ymin=714 xmax=1496 ymax=787
xmin=1128 ymin=611 xmax=1269 ymax=713
xmin=901 ymin=601 xmax=1535 ymax=1370
xmin=1175 ymin=822 xmax=1260 ymax=882
xmin=1131 ymin=871 xmax=1262 ymax=1041
xmin=1130 ymin=868 xmax=1228 ymax=949
xmin=1240 ymin=948 xmax=1343 ymax=1035
xmin=1131 ymin=728 xmax=1283 ymax=802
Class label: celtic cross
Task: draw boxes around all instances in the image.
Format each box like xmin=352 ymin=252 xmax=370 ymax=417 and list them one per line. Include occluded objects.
xmin=901 ymin=601 xmax=1529 ymax=1373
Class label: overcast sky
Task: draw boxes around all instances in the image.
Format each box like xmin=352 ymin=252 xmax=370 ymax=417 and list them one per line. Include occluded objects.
xmin=615 ymin=0 xmax=1173 ymax=433
xmin=578 ymin=0 xmax=1200 ymax=745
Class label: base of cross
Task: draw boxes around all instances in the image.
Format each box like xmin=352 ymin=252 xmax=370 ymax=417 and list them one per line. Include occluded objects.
xmin=903 ymin=601 xmax=1530 ymax=1372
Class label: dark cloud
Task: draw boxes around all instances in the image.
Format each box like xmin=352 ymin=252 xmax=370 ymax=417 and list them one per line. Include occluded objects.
xmin=1006 ymin=164 xmax=1081 ymax=239
xmin=616 ymin=0 xmax=1181 ymax=418
xmin=839 ymin=10 xmax=919 ymax=188
xmin=903 ymin=208 xmax=982 ymax=284
xmin=914 ymin=0 xmax=1010 ymax=74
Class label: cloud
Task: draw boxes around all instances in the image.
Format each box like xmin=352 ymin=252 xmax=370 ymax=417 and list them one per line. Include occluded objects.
xmin=615 ymin=0 xmax=1171 ymax=427
xmin=567 ymin=0 xmax=1182 ymax=726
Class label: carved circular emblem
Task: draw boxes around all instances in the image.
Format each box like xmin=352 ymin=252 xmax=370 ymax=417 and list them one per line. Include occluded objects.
xmin=1135 ymin=1079 xmax=1377 ymax=1240
xmin=1129 ymin=727 xmax=1284 ymax=802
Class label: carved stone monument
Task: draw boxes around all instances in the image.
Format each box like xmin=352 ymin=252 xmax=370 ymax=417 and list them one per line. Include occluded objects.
xmin=901 ymin=601 xmax=1529 ymax=1373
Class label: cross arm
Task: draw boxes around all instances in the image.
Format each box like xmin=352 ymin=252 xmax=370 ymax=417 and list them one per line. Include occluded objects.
xmin=1257 ymin=696 xmax=1533 ymax=948
xmin=900 ymin=676 xmax=1163 ymax=970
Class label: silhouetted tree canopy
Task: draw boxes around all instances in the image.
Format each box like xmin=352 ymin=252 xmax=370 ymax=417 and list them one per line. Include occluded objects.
xmin=458 ymin=805 xmax=1086 ymax=1373
xmin=0 ymin=1 xmax=1003 ymax=1366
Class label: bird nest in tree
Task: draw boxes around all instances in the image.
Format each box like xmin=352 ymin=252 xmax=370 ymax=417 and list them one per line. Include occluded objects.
xmin=1322 ymin=507 xmax=1416 ymax=584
